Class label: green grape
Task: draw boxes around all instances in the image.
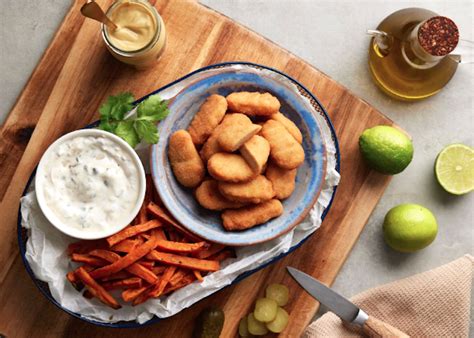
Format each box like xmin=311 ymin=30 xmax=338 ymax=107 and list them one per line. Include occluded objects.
xmin=265 ymin=283 xmax=289 ymax=306
xmin=247 ymin=313 xmax=268 ymax=336
xmin=266 ymin=307 xmax=289 ymax=333
xmin=254 ymin=298 xmax=278 ymax=322
xmin=239 ymin=316 xmax=250 ymax=337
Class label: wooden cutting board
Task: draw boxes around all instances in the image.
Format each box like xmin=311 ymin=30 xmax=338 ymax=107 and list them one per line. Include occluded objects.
xmin=0 ymin=0 xmax=395 ymax=336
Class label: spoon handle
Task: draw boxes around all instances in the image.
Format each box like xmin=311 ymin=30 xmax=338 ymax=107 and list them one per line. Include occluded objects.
xmin=81 ymin=1 xmax=117 ymax=29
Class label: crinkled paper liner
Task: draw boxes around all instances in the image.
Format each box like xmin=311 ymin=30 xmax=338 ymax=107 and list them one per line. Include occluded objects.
xmin=21 ymin=64 xmax=340 ymax=324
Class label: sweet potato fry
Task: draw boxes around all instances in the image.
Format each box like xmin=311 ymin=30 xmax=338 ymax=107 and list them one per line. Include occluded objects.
xmin=122 ymin=286 xmax=149 ymax=303
xmin=100 ymin=270 xmax=132 ymax=282
xmin=89 ymin=249 xmax=159 ymax=284
xmin=169 ymin=269 xmax=187 ymax=286
xmin=138 ymin=205 xmax=148 ymax=225
xmin=147 ymin=266 xmax=177 ymax=299
xmin=75 ymin=267 xmax=121 ymax=309
xmin=110 ymin=239 xmax=139 ymax=253
xmin=66 ymin=265 xmax=95 ymax=289
xmin=132 ymin=284 xmax=157 ymax=306
xmin=103 ymin=277 xmax=142 ymax=291
xmin=193 ymin=270 xmax=204 ymax=282
xmin=163 ymin=274 xmax=196 ymax=295
xmin=152 ymin=266 xmax=166 ymax=275
xmin=146 ymin=251 xmax=220 ymax=272
xmin=83 ymin=290 xmax=94 ymax=299
xmin=91 ymin=236 xmax=159 ymax=279
xmin=208 ymin=249 xmax=235 ymax=262
xmin=147 ymin=202 xmax=202 ymax=242
xmin=167 ymin=230 xmax=181 ymax=242
xmin=70 ymin=253 xmax=108 ymax=267
xmin=155 ymin=239 xmax=209 ymax=254
xmin=67 ymin=239 xmax=107 ymax=255
xmin=193 ymin=243 xmax=225 ymax=259
xmin=106 ymin=219 xmax=162 ymax=247
xmin=138 ymin=261 xmax=154 ymax=269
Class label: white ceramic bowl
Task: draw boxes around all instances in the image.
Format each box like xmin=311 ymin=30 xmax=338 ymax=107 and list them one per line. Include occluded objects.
xmin=35 ymin=129 xmax=146 ymax=239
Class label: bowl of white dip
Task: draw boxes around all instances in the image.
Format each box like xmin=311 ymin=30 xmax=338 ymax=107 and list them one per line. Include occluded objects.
xmin=35 ymin=129 xmax=146 ymax=239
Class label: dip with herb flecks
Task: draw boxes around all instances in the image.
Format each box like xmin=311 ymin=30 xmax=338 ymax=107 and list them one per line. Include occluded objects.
xmin=40 ymin=134 xmax=141 ymax=232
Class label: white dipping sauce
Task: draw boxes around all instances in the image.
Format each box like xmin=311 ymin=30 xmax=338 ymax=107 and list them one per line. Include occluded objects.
xmin=40 ymin=135 xmax=141 ymax=233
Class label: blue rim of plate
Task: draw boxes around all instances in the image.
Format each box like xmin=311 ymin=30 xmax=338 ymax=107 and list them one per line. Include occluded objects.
xmin=17 ymin=61 xmax=341 ymax=328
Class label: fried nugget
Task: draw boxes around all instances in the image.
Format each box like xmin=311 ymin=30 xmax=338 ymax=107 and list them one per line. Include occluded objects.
xmin=270 ymin=112 xmax=303 ymax=144
xmin=261 ymin=120 xmax=305 ymax=170
xmin=221 ymin=199 xmax=283 ymax=231
xmin=168 ymin=130 xmax=205 ymax=188
xmin=239 ymin=135 xmax=270 ymax=173
xmin=217 ymin=114 xmax=262 ymax=152
xmin=200 ymin=114 xmax=236 ymax=162
xmin=195 ymin=180 xmax=245 ymax=210
xmin=265 ymin=162 xmax=297 ymax=199
xmin=226 ymin=92 xmax=280 ymax=117
xmin=218 ymin=175 xmax=275 ymax=204
xmin=207 ymin=153 xmax=256 ymax=182
xmin=188 ymin=94 xmax=227 ymax=145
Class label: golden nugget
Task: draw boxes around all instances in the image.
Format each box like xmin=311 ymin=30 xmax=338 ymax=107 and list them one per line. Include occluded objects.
xmin=270 ymin=112 xmax=303 ymax=144
xmin=261 ymin=120 xmax=305 ymax=170
xmin=207 ymin=153 xmax=256 ymax=182
xmin=217 ymin=114 xmax=262 ymax=152
xmin=226 ymin=92 xmax=280 ymax=117
xmin=239 ymin=135 xmax=270 ymax=173
xmin=265 ymin=162 xmax=297 ymax=199
xmin=187 ymin=94 xmax=227 ymax=145
xmin=168 ymin=130 xmax=205 ymax=188
xmin=218 ymin=175 xmax=275 ymax=204
xmin=200 ymin=114 xmax=235 ymax=162
xmin=221 ymin=199 xmax=283 ymax=231
xmin=195 ymin=180 xmax=245 ymax=210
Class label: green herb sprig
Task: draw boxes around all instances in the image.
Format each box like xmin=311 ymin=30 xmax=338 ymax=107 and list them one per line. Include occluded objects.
xmin=98 ymin=92 xmax=170 ymax=148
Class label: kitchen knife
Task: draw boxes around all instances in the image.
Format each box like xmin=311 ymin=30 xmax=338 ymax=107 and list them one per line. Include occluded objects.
xmin=287 ymin=267 xmax=409 ymax=338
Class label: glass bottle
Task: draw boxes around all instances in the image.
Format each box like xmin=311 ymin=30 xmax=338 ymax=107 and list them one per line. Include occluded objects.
xmin=368 ymin=8 xmax=461 ymax=101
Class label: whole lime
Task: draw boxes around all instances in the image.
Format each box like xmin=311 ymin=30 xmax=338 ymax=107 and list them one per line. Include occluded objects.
xmin=359 ymin=125 xmax=414 ymax=175
xmin=383 ymin=204 xmax=438 ymax=253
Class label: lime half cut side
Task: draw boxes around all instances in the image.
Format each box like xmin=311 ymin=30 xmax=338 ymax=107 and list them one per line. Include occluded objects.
xmin=435 ymin=144 xmax=474 ymax=195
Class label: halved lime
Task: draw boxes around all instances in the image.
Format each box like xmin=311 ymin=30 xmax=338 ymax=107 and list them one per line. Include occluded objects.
xmin=435 ymin=144 xmax=474 ymax=195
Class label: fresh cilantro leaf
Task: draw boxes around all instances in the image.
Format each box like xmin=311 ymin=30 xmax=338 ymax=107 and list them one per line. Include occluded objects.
xmin=97 ymin=92 xmax=169 ymax=148
xmin=99 ymin=92 xmax=135 ymax=120
xmin=115 ymin=120 xmax=140 ymax=148
xmin=98 ymin=120 xmax=118 ymax=133
xmin=134 ymin=120 xmax=159 ymax=144
xmin=137 ymin=94 xmax=169 ymax=122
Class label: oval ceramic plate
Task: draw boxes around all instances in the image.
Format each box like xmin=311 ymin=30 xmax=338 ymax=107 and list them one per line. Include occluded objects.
xmin=151 ymin=66 xmax=327 ymax=246
xmin=18 ymin=62 xmax=339 ymax=327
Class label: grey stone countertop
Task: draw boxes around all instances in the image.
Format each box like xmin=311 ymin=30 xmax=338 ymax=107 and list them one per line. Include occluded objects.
xmin=1 ymin=0 xmax=472 ymax=332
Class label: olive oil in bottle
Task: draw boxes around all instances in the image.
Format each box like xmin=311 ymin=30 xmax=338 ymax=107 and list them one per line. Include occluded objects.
xmin=368 ymin=8 xmax=459 ymax=101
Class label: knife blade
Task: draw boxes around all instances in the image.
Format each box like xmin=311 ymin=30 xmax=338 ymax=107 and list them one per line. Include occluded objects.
xmin=287 ymin=266 xmax=367 ymax=325
xmin=287 ymin=267 xmax=410 ymax=338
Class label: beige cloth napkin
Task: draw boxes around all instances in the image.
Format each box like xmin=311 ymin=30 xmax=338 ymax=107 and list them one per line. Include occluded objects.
xmin=304 ymin=255 xmax=473 ymax=337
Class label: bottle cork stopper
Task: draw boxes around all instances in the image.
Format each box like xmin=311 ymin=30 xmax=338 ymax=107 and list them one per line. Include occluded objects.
xmin=418 ymin=16 xmax=459 ymax=56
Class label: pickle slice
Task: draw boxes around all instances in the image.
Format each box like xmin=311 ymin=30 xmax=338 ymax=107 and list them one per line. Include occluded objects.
xmin=265 ymin=283 xmax=289 ymax=306
xmin=266 ymin=307 xmax=289 ymax=333
xmin=254 ymin=297 xmax=278 ymax=322
xmin=247 ymin=313 xmax=268 ymax=336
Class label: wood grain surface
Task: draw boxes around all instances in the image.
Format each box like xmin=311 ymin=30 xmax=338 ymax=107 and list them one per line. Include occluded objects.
xmin=0 ymin=0 xmax=395 ymax=337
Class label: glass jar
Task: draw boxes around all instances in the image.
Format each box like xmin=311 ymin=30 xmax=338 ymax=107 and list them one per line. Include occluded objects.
xmin=368 ymin=9 xmax=460 ymax=101
xmin=102 ymin=0 xmax=166 ymax=69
